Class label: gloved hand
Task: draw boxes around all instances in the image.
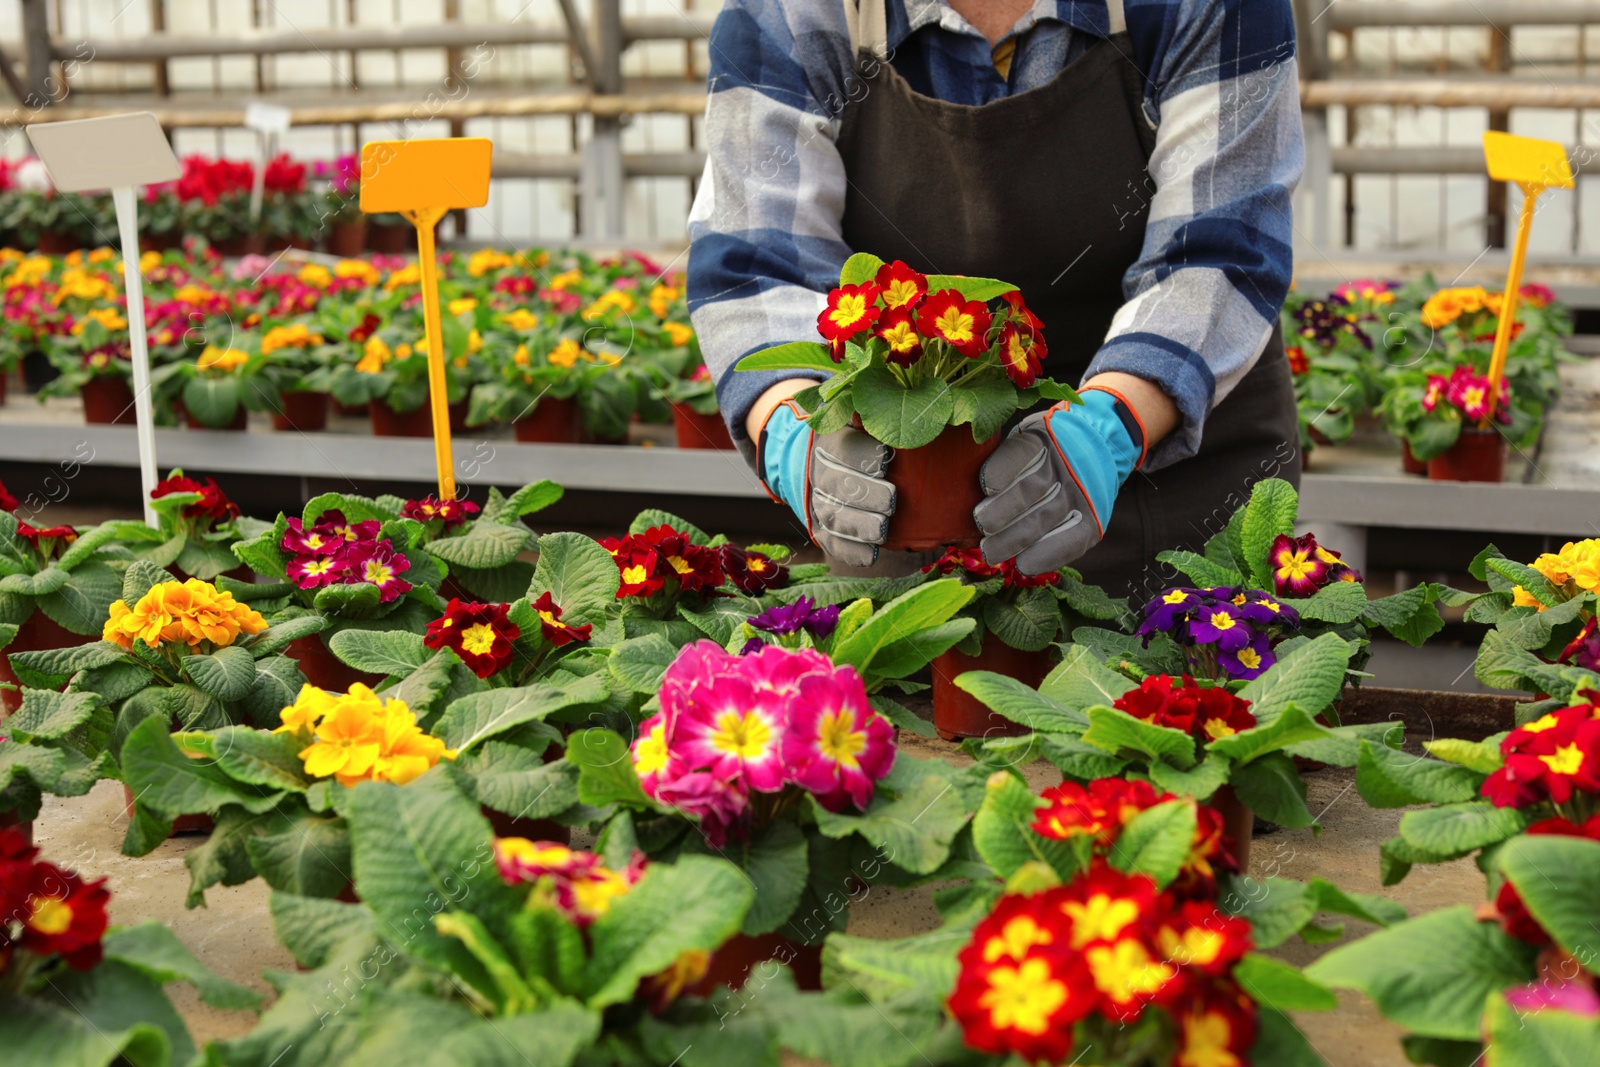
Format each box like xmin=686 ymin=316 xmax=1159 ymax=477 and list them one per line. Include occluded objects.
xmin=974 ymin=387 xmax=1146 ymax=575
xmin=758 ymin=400 xmax=895 ymax=567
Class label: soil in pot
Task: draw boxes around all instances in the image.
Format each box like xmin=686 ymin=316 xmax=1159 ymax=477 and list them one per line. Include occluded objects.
xmin=1208 ymin=785 xmax=1254 ymax=873
xmin=671 ymin=403 xmax=737 ymax=450
xmin=284 ymin=634 xmax=385 ymax=693
xmin=1427 ymin=427 xmax=1507 ymax=483
xmin=367 ymin=223 xmax=413 ymax=255
xmin=122 ymin=784 xmax=214 ymax=836
xmin=930 ymin=637 xmax=1049 ymax=741
xmin=81 ymin=376 xmax=137 ymax=425
xmin=1400 ymin=439 xmax=1427 ymax=475
xmin=1 ymin=608 xmax=98 ymax=714
xmin=369 ymin=399 xmax=433 ymax=437
xmin=697 ymin=932 xmax=823 ymax=992
xmin=271 ymin=390 xmax=329 ymax=432
xmin=183 ymin=405 xmax=249 ymax=431
xmin=326 ymin=221 xmax=367 ymax=258
xmin=513 ymin=397 xmax=582 ymax=443
xmin=882 ymin=423 xmax=1002 ymax=551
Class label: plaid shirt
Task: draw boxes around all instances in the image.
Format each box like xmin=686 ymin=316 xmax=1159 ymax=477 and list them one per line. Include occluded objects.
xmin=686 ymin=0 xmax=1304 ymax=470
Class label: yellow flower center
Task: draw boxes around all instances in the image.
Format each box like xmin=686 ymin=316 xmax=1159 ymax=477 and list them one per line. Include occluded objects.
xmin=363 ymin=559 xmax=394 ymax=586
xmin=881 ymin=319 xmax=919 ymax=353
xmin=668 ymin=555 xmax=693 ymax=576
xmin=459 ymin=622 xmax=498 ymax=656
xmin=537 ymin=609 xmax=566 ymax=631
xmin=1524 ymin=713 xmax=1562 ymax=734
xmin=828 ymin=293 xmax=868 ymax=329
xmin=1162 ymin=590 xmax=1189 ymax=605
xmin=1208 ymin=611 xmax=1237 ymax=632
xmin=1086 ymin=939 xmax=1176 ymax=1003
xmin=1233 ymin=647 xmax=1261 ymax=671
xmin=28 ymin=895 xmax=73 ymax=935
xmin=711 ymin=710 xmax=771 ymax=759
xmin=816 ymin=709 xmax=866 ymax=768
xmin=1062 ymin=893 xmax=1140 ymax=949
xmin=882 ymin=279 xmax=920 ymax=308
xmin=934 ymin=306 xmax=974 ymax=344
xmin=621 ymin=564 xmax=649 ymax=586
xmin=1178 ymin=1011 xmax=1242 ymax=1067
xmin=1158 ymin=924 xmax=1226 ymax=968
xmin=982 ymin=915 xmax=1053 ymax=963
xmin=1541 ymin=743 xmax=1585 ymax=776
xmin=635 ymin=721 xmax=669 ymax=776
xmin=1463 ymin=387 xmax=1485 ymax=408
xmin=1275 ymin=550 xmax=1317 ymax=583
xmin=1203 ymin=717 xmax=1240 ymax=740
xmin=978 ymin=959 xmax=1068 ymax=1036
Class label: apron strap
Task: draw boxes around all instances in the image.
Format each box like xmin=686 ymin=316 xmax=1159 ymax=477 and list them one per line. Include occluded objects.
xmin=845 ymin=0 xmax=890 ymax=57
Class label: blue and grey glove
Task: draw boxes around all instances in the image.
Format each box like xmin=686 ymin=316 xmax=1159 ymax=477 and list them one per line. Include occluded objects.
xmin=974 ymin=387 xmax=1146 ymax=575
xmin=758 ymin=401 xmax=895 ymax=567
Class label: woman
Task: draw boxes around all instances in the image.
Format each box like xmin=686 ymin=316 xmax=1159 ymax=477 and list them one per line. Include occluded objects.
xmin=687 ymin=0 xmax=1303 ymax=599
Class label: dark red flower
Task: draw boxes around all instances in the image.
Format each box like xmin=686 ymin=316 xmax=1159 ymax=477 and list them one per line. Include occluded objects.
xmin=873 ymin=260 xmax=927 ymax=311
xmin=0 ymin=479 xmax=17 ymax=513
xmin=402 ymin=495 xmax=480 ymax=529
xmin=1482 ymin=704 xmax=1600 ymax=809
xmin=532 ymin=592 xmax=592 ymax=647
xmin=424 ymin=599 xmax=521 ymax=678
xmin=922 ymin=546 xmax=1060 ymax=589
xmin=720 ymin=546 xmax=790 ymax=594
xmin=17 ymin=862 xmax=111 ymax=970
xmin=1560 ymin=618 xmax=1600 ymax=672
xmin=816 ymin=282 xmax=881 ymax=360
xmin=151 ymin=474 xmax=240 ymax=522
xmin=0 ymin=826 xmax=40 ymax=921
xmin=348 ymin=312 xmax=382 ymax=344
xmin=875 ymin=307 xmax=922 ymax=366
xmin=915 ymin=289 xmax=991 ymax=358
xmin=15 ymin=522 xmax=77 ymax=561
xmin=1287 ymin=346 xmax=1310 ymax=374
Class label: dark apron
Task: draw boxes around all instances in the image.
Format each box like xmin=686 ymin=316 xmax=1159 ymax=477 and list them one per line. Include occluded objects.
xmin=834 ymin=20 xmax=1299 ymax=600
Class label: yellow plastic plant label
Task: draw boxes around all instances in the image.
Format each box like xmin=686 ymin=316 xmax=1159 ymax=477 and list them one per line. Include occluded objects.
xmin=1482 ymin=131 xmax=1573 ymax=192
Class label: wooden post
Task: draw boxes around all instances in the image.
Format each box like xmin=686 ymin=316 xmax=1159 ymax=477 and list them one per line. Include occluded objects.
xmin=581 ymin=0 xmax=625 ymax=239
xmin=445 ymin=0 xmax=465 ymax=242
xmin=150 ymin=0 xmax=170 ymax=97
xmin=20 ymin=0 xmax=53 ymax=108
xmin=1486 ymin=26 xmax=1511 ymax=247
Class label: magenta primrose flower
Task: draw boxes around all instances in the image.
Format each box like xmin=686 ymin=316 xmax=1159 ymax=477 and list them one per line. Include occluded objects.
xmin=279 ymin=509 xmax=412 ymax=603
xmin=631 ymin=641 xmax=895 ymax=846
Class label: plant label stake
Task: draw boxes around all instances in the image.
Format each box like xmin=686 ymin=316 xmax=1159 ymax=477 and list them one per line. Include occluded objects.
xmin=245 ymin=102 xmax=292 ymax=224
xmin=25 ymin=112 xmax=181 ymax=527
xmin=358 ymin=137 xmax=492 ymax=500
xmin=1481 ymin=131 xmax=1573 ymax=424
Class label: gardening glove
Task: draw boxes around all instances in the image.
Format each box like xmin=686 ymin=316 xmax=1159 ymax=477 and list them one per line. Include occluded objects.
xmin=757 ymin=400 xmax=894 ymax=568
xmin=974 ymin=387 xmax=1146 ymax=576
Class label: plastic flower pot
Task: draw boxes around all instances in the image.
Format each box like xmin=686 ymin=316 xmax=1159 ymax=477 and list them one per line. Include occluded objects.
xmin=671 ymin=403 xmax=736 ymax=450
xmin=930 ymin=636 xmax=1049 ymax=741
xmin=1 ymin=608 xmax=98 ymax=714
xmin=284 ymin=633 xmax=385 ymax=692
xmin=81 ymin=376 xmax=136 ymax=425
xmin=1400 ymin=439 xmax=1427 ymax=476
xmin=211 ymin=233 xmax=264 ymax=257
xmin=1208 ymin=785 xmax=1254 ymax=873
xmin=881 ymin=423 xmax=1002 ymax=551
xmin=270 ymin=390 xmax=329 ymax=432
xmin=326 ymin=220 xmax=367 ymax=258
xmin=121 ymin=784 xmax=214 ymax=836
xmin=36 ymin=229 xmax=78 ymax=255
xmin=698 ymin=932 xmax=822 ymax=992
xmin=1427 ymin=426 xmax=1507 ymax=483
xmin=183 ymin=404 xmax=249 ymax=431
xmin=512 ymin=397 xmax=583 ymax=443
xmin=368 ymin=398 xmax=433 ymax=438
xmin=0 ymin=808 xmax=32 ymax=846
xmin=367 ymin=223 xmax=413 ymax=254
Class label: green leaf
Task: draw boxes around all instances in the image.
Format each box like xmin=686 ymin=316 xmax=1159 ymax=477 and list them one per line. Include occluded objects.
xmin=268 ymin=890 xmax=377 ymax=970
xmin=1236 ymin=632 xmax=1352 ymax=724
xmin=0 ymin=963 xmax=187 ymax=1067
xmin=724 ymin=819 xmax=809 ymax=936
xmin=1082 ymin=705 xmax=1198 ymax=769
xmin=1239 ymin=479 xmax=1300 ymax=590
xmin=952 ymin=671 xmax=1086 ymax=734
xmin=949 ymin=372 xmax=1019 ymax=444
xmin=1362 ymin=585 xmax=1446 ymax=647
xmin=303 ymin=492 xmax=394 ymax=526
xmin=184 ymin=373 xmax=241 ymax=426
xmin=210 ymin=725 xmax=312 ymax=791
xmin=1231 ymin=752 xmax=1316 ymax=828
xmin=427 ymin=522 xmax=531 ymax=570
xmin=1207 ymin=703 xmax=1331 ymax=765
xmin=312 ymin=580 xmax=383 ymax=619
xmin=1482 ymin=988 xmax=1600 ymax=1066
xmin=736 ymin=340 xmax=837 ymax=372
xmin=566 ymin=729 xmax=654 ymax=809
xmin=1251 ymin=1007 xmax=1330 ymax=1067
xmin=435 ymin=675 xmax=610 ymax=753
xmin=6 ymin=688 xmax=102 ymax=741
xmin=822 ymin=926 xmax=968 ymax=1003
xmin=327 ymin=628 xmax=429 ymax=675
xmin=37 ymin=559 xmax=122 ymax=634
xmin=832 ymin=580 xmax=974 ymax=677
xmin=1039 ymin=643 xmax=1137 ymax=711
xmin=1221 ymin=877 xmax=1316 ymax=949
xmin=869 ymin=617 xmax=975 ymax=680
xmin=853 ymin=364 xmax=954 ymax=450
xmin=582 ymin=854 xmax=754 ymax=1007
xmin=120 ymin=715 xmax=286 ymax=819
xmin=923 ymin=273 xmax=1017 ymax=301
xmin=1110 ymin=799 xmax=1197 ymax=889
xmin=1233 ymin=952 xmax=1337 ymax=1012
xmin=1399 ymin=800 xmax=1531 ymax=857
xmin=840 ymin=252 xmax=887 ymax=286
xmin=1486 ymin=557 xmax=1561 ymax=606
xmin=247 ymin=807 xmax=353 ymax=900
xmin=810 ymin=756 xmax=967 ymax=874
xmin=527 ymin=532 xmax=619 ymax=627
xmin=1307 ymin=876 xmax=1407 ymax=928
xmin=1286 ymin=721 xmax=1403 ymax=767
xmin=607 ymin=633 xmax=679 ymax=694
xmin=1147 ymin=752 xmax=1231 ymax=801
xmin=181 ymin=645 xmax=257 ymax=701
xmin=240 ymin=654 xmax=309 ymax=730
xmin=450 ymin=742 xmax=578 ymax=823
xmin=980 ymin=586 xmax=1062 ymax=652
xmin=1499 ymin=835 xmax=1600 ymax=961
xmin=239 ymin=614 xmax=327 ymax=658
xmin=103 ymin=921 xmax=262 ymax=1010
xmin=1307 ymin=906 xmax=1537 ymax=1040
xmin=1356 ymin=741 xmax=1486 ymax=808
xmin=1289 ymin=580 xmax=1370 ymax=624
xmin=971 ymin=770 xmax=1076 ymax=881
xmin=1154 ymin=549 xmax=1244 ymax=588
xmin=504 ymin=480 xmax=564 ymax=517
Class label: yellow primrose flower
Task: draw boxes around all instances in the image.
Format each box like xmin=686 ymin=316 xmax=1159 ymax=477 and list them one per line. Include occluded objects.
xmin=549 ymin=268 xmax=582 ymax=290
xmin=449 ymin=297 xmax=478 ymax=316
xmin=139 ymin=250 xmax=163 ymax=273
xmin=501 ymin=309 xmax=539 ymax=331
xmin=395 ymin=343 xmax=413 ymax=361
xmin=197 ymin=346 xmax=250 ymax=372
xmin=335 ymin=259 xmax=380 ymax=285
xmin=87 ymin=247 xmax=116 ymax=264
xmin=173 ymin=284 xmax=214 ymax=305
xmin=299 ymin=698 xmax=384 ymax=785
xmin=512 ymin=343 xmax=531 ymax=367
xmin=384 ymin=265 xmax=421 ymax=290
xmin=663 ymin=321 xmax=694 ymax=347
xmin=648 ymin=283 xmax=679 ymax=319
xmin=468 ymin=328 xmax=482 ymax=354
xmin=276 ymin=684 xmax=337 ymax=736
xmin=54 ymin=268 xmax=118 ymax=305
xmin=293 ymin=683 xmax=454 ymax=787
xmin=466 ymin=248 xmax=513 ymax=277
xmin=5 ymin=256 xmax=52 ymax=288
xmin=298 ymin=263 xmax=332 ymax=288
xmin=71 ymin=306 xmax=127 ymax=335
xmin=102 ymin=579 xmax=267 ymax=651
xmin=261 ymin=323 xmax=325 ymax=355
xmin=547 ymin=338 xmax=582 ymax=369
xmin=583 ymin=290 xmax=636 ymax=319
xmin=356 ymin=335 xmax=392 ymax=374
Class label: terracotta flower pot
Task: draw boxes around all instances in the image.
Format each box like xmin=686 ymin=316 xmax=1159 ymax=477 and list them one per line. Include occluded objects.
xmin=211 ymin=233 xmax=264 ymax=257
xmin=326 ymin=220 xmax=367 ymax=258
xmin=271 ymin=390 xmax=329 ymax=432
xmin=930 ymin=636 xmax=1051 ymax=741
xmin=671 ymin=403 xmax=736 ymax=450
xmin=0 ymin=808 xmax=32 ymax=846
xmin=369 ymin=398 xmax=433 ymax=438
xmin=81 ymin=376 xmax=136 ymax=425
xmin=0 ymin=608 xmax=98 ymax=714
xmin=1427 ymin=427 xmax=1507 ymax=483
xmin=449 ymin=399 xmax=470 ymax=434
xmin=284 ymin=634 xmax=385 ymax=693
xmin=122 ymin=783 xmax=214 ymax=836
xmin=881 ymin=423 xmax=1002 ymax=551
xmin=1400 ymin=439 xmax=1428 ymax=476
xmin=183 ymin=404 xmax=248 ymax=431
xmin=267 ymin=234 xmax=314 ymax=252
xmin=0 ymin=373 xmax=7 ymax=405
xmin=366 ymin=223 xmax=413 ymax=255
xmin=512 ymin=397 xmax=582 ymax=443
xmin=141 ymin=231 xmax=180 ymax=253
xmin=36 ymin=229 xmax=79 ymax=255
xmin=698 ymin=932 xmax=823 ymax=992
xmin=1209 ymin=785 xmax=1255 ymax=873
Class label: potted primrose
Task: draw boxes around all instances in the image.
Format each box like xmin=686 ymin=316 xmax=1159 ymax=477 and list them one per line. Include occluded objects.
xmin=737 ymin=253 xmax=1072 ymax=550
xmin=466 ymin=311 xmax=593 ymax=443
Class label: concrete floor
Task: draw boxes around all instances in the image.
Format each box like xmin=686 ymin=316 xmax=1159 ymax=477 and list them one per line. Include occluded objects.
xmin=36 ymin=748 xmax=1484 ymax=1065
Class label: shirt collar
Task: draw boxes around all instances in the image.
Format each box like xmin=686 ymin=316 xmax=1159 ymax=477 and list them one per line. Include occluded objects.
xmin=885 ymin=0 xmax=1110 ymax=52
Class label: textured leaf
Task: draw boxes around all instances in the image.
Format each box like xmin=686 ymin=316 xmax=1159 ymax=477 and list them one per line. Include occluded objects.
xmin=1207 ymin=704 xmax=1331 ymax=766
xmin=246 ymin=807 xmax=352 ymax=899
xmin=239 ymin=615 xmax=327 ymax=658
xmin=1482 ymin=988 xmax=1600 ymax=1066
xmin=1399 ymin=801 xmax=1531 ymax=857
xmin=450 ymin=742 xmax=579 ymax=822
xmin=722 ymin=819 xmax=809 ymax=936
xmin=971 ymin=770 xmax=1076 ymax=881
xmin=210 ymin=726 xmax=312 ymax=791
xmin=1236 ymin=632 xmax=1351 ymax=724
xmin=1499 ymin=835 xmax=1600 ymax=961
xmin=0 ymin=964 xmax=186 ymax=1067
xmin=1221 ymin=877 xmax=1317 ymax=949
xmin=607 ymin=633 xmax=680 ymax=694
xmin=427 ymin=523 xmax=531 ymax=570
xmin=328 ymin=628 xmax=429 ymax=675
xmin=822 ymin=927 xmax=968 ymax=1003
xmin=37 ymin=559 xmax=122 ymax=634
xmin=1356 ymin=741 xmax=1486 ymax=808
xmin=1233 ymin=953 xmax=1337 ymax=1012
xmin=565 ymin=729 xmax=654 ymax=809
xmin=120 ymin=715 xmax=286 ymax=819
xmin=182 ymin=645 xmax=257 ymax=701
xmin=810 ymin=756 xmax=965 ymax=875
xmin=953 ymin=671 xmax=1086 ymax=734
xmin=1289 ymin=580 xmax=1370 ymax=624
xmin=103 ymin=921 xmax=262 ymax=1010
xmin=6 ymin=688 xmax=102 ymax=741
xmin=853 ymin=364 xmax=953 ymax=450
xmin=980 ymin=586 xmax=1062 ymax=652
xmin=736 ymin=340 xmax=836 ymax=372
xmin=832 ymin=580 xmax=973 ymax=677
xmin=1039 ymin=643 xmax=1137 ymax=711
xmin=1082 ymin=705 xmax=1197 ymax=769
xmin=1154 ymin=549 xmax=1244 ymax=589
xmin=435 ymin=674 xmax=609 ymax=752
xmin=1110 ymin=799 xmax=1196 ymax=889
xmin=949 ymin=373 xmax=1019 ymax=444
xmin=527 ymin=532 xmax=619 ymax=627
xmin=1239 ymin=479 xmax=1300 ymax=590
